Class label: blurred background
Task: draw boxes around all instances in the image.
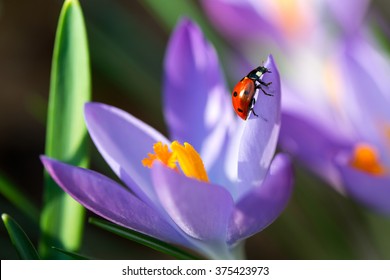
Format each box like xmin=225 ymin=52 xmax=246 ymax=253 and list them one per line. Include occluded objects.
xmin=1 ymin=0 xmax=390 ymax=259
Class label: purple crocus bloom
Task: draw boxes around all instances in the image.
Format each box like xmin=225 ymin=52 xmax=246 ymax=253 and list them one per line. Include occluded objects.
xmin=201 ymin=0 xmax=370 ymax=45
xmin=202 ymin=0 xmax=390 ymax=214
xmin=41 ymin=19 xmax=293 ymax=259
xmin=281 ymin=33 xmax=390 ymax=214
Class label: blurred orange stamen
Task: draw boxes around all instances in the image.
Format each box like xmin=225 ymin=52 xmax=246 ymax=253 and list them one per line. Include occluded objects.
xmin=350 ymin=143 xmax=386 ymax=175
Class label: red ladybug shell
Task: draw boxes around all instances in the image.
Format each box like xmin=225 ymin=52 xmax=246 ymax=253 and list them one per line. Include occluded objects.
xmin=232 ymin=77 xmax=256 ymax=120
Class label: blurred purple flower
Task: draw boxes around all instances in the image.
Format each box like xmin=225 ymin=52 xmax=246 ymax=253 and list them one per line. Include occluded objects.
xmin=201 ymin=0 xmax=370 ymax=45
xmin=280 ymin=33 xmax=390 ymax=214
xmin=202 ymin=0 xmax=390 ymax=214
xmin=41 ymin=19 xmax=293 ymax=259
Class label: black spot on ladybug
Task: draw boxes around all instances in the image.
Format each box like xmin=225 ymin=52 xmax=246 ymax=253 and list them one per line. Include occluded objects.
xmin=237 ymin=108 xmax=243 ymax=113
xmin=233 ymin=91 xmax=238 ymax=97
xmin=244 ymin=90 xmax=249 ymax=95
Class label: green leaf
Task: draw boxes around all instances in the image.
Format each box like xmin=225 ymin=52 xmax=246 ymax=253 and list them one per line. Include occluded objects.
xmin=89 ymin=217 xmax=200 ymax=260
xmin=51 ymin=247 xmax=90 ymax=260
xmin=2 ymin=213 xmax=40 ymax=260
xmin=0 ymin=173 xmax=40 ymax=223
xmin=40 ymin=0 xmax=91 ymax=259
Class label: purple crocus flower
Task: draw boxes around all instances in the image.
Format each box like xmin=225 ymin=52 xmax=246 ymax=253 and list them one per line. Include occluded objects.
xmin=201 ymin=0 xmax=370 ymax=45
xmin=41 ymin=19 xmax=293 ymax=259
xmin=202 ymin=0 xmax=390 ymax=214
xmin=280 ymin=32 xmax=390 ymax=214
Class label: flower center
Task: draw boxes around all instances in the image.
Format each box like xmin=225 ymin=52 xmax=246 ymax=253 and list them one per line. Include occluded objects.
xmin=349 ymin=143 xmax=386 ymax=175
xmin=142 ymin=141 xmax=209 ymax=182
xmin=270 ymin=0 xmax=313 ymax=39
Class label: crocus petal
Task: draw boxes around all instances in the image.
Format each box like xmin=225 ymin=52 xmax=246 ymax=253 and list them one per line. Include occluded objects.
xmin=41 ymin=156 xmax=188 ymax=245
xmin=335 ymin=152 xmax=390 ymax=214
xmin=163 ymin=18 xmax=232 ymax=175
xmin=200 ymin=0 xmax=281 ymax=44
xmin=236 ymin=55 xmax=281 ymax=197
xmin=151 ymin=163 xmax=234 ymax=241
xmin=227 ymin=153 xmax=294 ymax=245
xmin=341 ymin=36 xmax=390 ymax=157
xmin=84 ymin=102 xmax=169 ymax=205
xmin=326 ymin=0 xmax=370 ymax=35
xmin=280 ymin=109 xmax=353 ymax=191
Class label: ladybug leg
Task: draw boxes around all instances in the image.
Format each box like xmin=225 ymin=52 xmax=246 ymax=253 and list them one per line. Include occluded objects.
xmin=250 ymin=97 xmax=267 ymax=121
xmin=257 ymin=85 xmax=273 ymax=96
xmin=250 ymin=98 xmax=258 ymax=117
xmin=259 ymin=80 xmax=272 ymax=87
xmin=251 ymin=108 xmax=258 ymax=117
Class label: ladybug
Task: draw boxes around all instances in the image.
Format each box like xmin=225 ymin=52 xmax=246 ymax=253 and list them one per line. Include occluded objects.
xmin=232 ymin=65 xmax=272 ymax=120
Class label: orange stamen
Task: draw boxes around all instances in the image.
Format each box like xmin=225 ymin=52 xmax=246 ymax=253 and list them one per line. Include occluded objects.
xmin=142 ymin=141 xmax=209 ymax=182
xmin=142 ymin=142 xmax=177 ymax=170
xmin=350 ymin=143 xmax=386 ymax=175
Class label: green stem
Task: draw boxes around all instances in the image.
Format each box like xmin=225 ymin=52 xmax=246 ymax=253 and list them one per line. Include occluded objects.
xmin=39 ymin=0 xmax=91 ymax=259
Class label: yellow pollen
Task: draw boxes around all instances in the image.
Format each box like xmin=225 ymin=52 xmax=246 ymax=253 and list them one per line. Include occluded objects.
xmin=142 ymin=141 xmax=209 ymax=182
xmin=350 ymin=143 xmax=386 ymax=176
xmin=171 ymin=141 xmax=209 ymax=182
xmin=142 ymin=142 xmax=177 ymax=170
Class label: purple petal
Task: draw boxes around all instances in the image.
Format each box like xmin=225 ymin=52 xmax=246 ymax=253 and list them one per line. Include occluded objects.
xmin=341 ymin=35 xmax=390 ymax=156
xmin=84 ymin=102 xmax=169 ymax=206
xmin=326 ymin=0 xmax=369 ymax=35
xmin=228 ymin=153 xmax=294 ymax=245
xmin=41 ymin=156 xmax=188 ymax=245
xmin=151 ymin=163 xmax=234 ymax=241
xmin=200 ymin=0 xmax=280 ymax=43
xmin=163 ymin=18 xmax=232 ymax=174
xmin=335 ymin=152 xmax=390 ymax=214
xmin=279 ymin=109 xmax=353 ymax=191
xmin=236 ymin=55 xmax=281 ymax=197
